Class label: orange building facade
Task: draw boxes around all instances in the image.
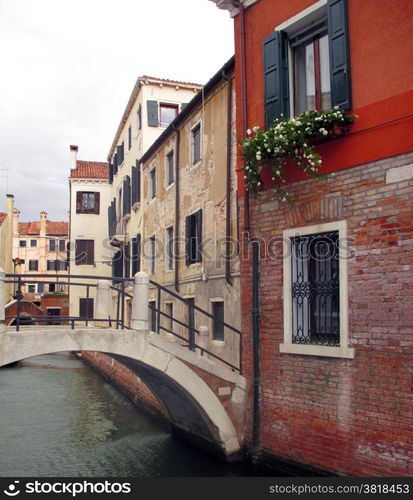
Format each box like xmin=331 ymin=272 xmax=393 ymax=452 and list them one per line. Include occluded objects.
xmin=212 ymin=0 xmax=413 ymax=476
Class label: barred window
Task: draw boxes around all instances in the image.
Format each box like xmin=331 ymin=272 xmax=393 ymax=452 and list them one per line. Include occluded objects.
xmin=281 ymin=221 xmax=354 ymax=359
xmin=291 ymin=231 xmax=339 ymax=346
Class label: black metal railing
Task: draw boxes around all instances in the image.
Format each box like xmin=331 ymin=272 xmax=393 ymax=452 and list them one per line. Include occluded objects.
xmin=3 ymin=273 xmax=242 ymax=373
xmin=148 ymin=280 xmax=242 ymax=373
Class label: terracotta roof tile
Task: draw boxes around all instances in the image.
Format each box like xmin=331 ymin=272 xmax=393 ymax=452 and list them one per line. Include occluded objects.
xmin=70 ymin=160 xmax=109 ymax=179
xmin=140 ymin=75 xmax=202 ymax=87
xmin=47 ymin=221 xmax=68 ymax=235
xmin=0 ymin=212 xmax=7 ymax=225
xmin=18 ymin=221 xmax=68 ymax=236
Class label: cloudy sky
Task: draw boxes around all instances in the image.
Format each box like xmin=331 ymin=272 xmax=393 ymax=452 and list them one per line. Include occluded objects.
xmin=0 ymin=0 xmax=234 ymax=221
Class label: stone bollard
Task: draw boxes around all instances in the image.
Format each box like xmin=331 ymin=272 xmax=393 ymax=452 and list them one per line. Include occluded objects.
xmin=131 ymin=271 xmax=149 ymax=331
xmin=0 ymin=267 xmax=5 ymax=332
xmin=197 ymin=325 xmax=209 ymax=358
xmin=94 ymin=280 xmax=111 ymax=328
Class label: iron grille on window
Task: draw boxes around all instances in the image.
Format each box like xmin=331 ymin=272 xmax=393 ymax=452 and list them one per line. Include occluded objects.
xmin=291 ymin=230 xmax=340 ymax=346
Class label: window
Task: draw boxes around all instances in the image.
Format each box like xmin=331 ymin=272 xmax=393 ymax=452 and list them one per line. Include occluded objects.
xmin=59 ymin=240 xmax=66 ymax=252
xmin=28 ymin=284 xmax=36 ymax=294
xmin=166 ymin=150 xmax=174 ymax=186
xmin=131 ymin=162 xmax=141 ymax=205
xmin=166 ymin=226 xmax=174 ymax=270
xmin=131 ymin=234 xmax=141 ymax=276
xmin=263 ymin=0 xmax=351 ymax=127
xmin=212 ymin=301 xmax=225 ymax=341
xmin=191 ymin=123 xmax=201 ymax=165
xmin=292 ymin=26 xmax=331 ymax=114
xmin=150 ymin=167 xmax=156 ymax=199
xmin=160 ymin=103 xmax=178 ymax=127
xmin=117 ymin=142 xmax=125 ymax=165
xmin=79 ymin=298 xmax=94 ymax=319
xmin=19 ymin=240 xmax=26 ymax=247
xmin=280 ymin=221 xmax=354 ymax=358
xmin=47 ymin=260 xmax=67 ymax=271
xmin=165 ymin=302 xmax=173 ymax=334
xmin=30 ymin=239 xmax=37 ymax=247
xmin=149 ymin=301 xmax=157 ymax=332
xmin=185 ymin=209 xmax=202 ymax=265
xmin=76 ymin=191 xmax=100 ymax=214
xmin=186 ymin=297 xmax=196 ymax=351
xmin=149 ymin=235 xmax=156 ymax=274
xmin=75 ymin=239 xmax=94 ymax=265
xmin=49 ymin=239 xmax=56 ymax=251
xmin=137 ymin=104 xmax=142 ymax=131
xmin=29 ymin=260 xmax=38 ymax=271
xmin=128 ymin=125 xmax=132 ymax=150
xmin=38 ymin=282 xmax=44 ymax=293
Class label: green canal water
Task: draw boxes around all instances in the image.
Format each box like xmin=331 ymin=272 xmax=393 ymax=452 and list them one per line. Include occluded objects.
xmin=0 ymin=352 xmax=289 ymax=477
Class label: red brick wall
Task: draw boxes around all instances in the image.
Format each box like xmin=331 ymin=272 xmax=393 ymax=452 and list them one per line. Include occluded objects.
xmin=240 ymin=152 xmax=413 ymax=476
xmin=80 ymin=351 xmax=164 ymax=420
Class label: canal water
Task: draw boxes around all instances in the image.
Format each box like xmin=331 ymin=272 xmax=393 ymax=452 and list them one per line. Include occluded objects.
xmin=0 ymin=352 xmax=288 ymax=477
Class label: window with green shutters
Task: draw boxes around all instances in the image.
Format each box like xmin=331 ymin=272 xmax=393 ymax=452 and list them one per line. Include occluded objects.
xmin=263 ymin=0 xmax=351 ymax=127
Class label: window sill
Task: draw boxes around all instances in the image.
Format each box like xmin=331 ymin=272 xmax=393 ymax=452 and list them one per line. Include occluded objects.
xmin=279 ymin=343 xmax=355 ymax=359
xmin=165 ymin=182 xmax=175 ymax=192
xmin=310 ymin=123 xmax=349 ymax=146
xmin=190 ymin=160 xmax=202 ymax=170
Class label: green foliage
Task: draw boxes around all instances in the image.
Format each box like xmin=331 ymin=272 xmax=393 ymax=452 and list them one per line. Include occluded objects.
xmin=241 ymin=107 xmax=356 ymax=202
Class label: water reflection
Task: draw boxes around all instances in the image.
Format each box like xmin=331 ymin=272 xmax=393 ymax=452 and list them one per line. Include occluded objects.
xmin=0 ymin=353 xmax=286 ymax=477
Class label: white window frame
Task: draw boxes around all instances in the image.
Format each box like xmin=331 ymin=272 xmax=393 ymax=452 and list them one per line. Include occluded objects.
xmin=274 ymin=0 xmax=328 ymax=117
xmin=210 ymin=298 xmax=225 ymax=344
xmin=280 ymin=220 xmax=354 ymax=359
xmin=165 ymin=149 xmax=175 ymax=188
xmin=191 ymin=122 xmax=202 ymax=167
xmin=149 ymin=166 xmax=157 ymax=200
xmin=165 ymin=225 xmax=174 ymax=271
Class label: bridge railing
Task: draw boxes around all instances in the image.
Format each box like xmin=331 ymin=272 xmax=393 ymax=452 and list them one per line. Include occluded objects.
xmin=3 ymin=273 xmax=131 ymax=331
xmin=1 ymin=271 xmax=242 ymax=373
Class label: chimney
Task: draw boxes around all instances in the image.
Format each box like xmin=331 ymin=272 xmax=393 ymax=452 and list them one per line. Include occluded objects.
xmin=5 ymin=194 xmax=14 ymax=219
xmin=40 ymin=211 xmax=47 ymax=237
xmin=70 ymin=145 xmax=78 ymax=171
xmin=13 ymin=208 xmax=20 ymax=236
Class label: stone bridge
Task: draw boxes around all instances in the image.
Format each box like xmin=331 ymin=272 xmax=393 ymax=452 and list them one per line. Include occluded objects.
xmin=0 ymin=269 xmax=247 ymax=459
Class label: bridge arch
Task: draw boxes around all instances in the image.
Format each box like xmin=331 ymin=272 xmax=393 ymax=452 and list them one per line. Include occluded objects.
xmin=0 ymin=328 xmax=243 ymax=458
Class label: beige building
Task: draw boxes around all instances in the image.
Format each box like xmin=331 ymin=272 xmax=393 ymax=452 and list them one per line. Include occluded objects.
xmin=138 ymin=57 xmax=240 ymax=367
xmin=0 ymin=194 xmax=15 ymax=303
xmin=68 ymin=148 xmax=112 ymax=318
xmin=107 ymin=76 xmax=203 ymax=277
xmin=12 ymin=210 xmax=69 ymax=299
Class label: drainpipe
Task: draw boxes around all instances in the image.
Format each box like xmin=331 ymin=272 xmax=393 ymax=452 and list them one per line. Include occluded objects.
xmin=232 ymin=0 xmax=250 ymax=235
xmin=251 ymin=240 xmax=260 ymax=449
xmin=174 ymin=127 xmax=180 ymax=292
xmin=223 ymin=70 xmax=233 ymax=286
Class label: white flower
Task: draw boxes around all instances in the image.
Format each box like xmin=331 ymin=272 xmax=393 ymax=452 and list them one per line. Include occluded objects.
xmin=247 ymin=129 xmax=252 ymax=136
xmin=319 ymin=128 xmax=328 ymax=136
xmin=267 ymin=148 xmax=271 ymax=153
xmin=257 ymin=182 xmax=261 ymax=186
xmin=253 ymin=125 xmax=260 ymax=133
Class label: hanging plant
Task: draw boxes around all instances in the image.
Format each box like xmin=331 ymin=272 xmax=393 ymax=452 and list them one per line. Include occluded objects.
xmin=241 ymin=107 xmax=357 ymax=202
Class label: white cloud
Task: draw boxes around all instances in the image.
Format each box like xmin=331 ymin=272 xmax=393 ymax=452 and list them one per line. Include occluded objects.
xmin=0 ymin=0 xmax=233 ymax=220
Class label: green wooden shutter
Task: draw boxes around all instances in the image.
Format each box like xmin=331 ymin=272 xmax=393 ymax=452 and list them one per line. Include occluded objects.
xmin=328 ymin=0 xmax=352 ymax=110
xmin=131 ymin=165 xmax=137 ymax=205
xmin=195 ymin=209 xmax=202 ymax=263
xmin=185 ymin=215 xmax=191 ymax=266
xmin=147 ymin=100 xmax=159 ymax=127
xmin=263 ymin=30 xmax=289 ymax=128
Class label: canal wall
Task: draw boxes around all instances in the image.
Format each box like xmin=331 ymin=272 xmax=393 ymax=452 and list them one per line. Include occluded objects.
xmin=80 ymin=351 xmax=166 ymax=422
